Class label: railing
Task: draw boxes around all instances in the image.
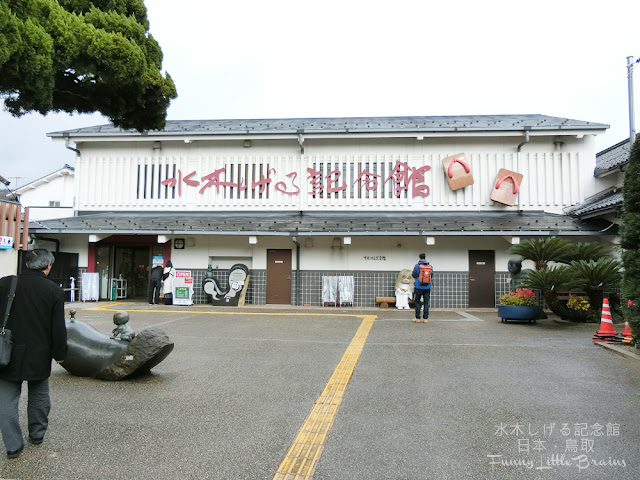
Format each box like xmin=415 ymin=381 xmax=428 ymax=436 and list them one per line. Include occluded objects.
xmin=0 ymin=201 xmax=29 ymax=250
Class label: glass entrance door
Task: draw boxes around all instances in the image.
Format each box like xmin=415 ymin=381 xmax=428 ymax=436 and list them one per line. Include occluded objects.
xmin=114 ymin=246 xmax=150 ymax=299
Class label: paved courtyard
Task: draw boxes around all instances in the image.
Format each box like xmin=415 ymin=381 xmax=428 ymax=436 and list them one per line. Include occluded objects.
xmin=1 ymin=302 xmax=639 ymax=480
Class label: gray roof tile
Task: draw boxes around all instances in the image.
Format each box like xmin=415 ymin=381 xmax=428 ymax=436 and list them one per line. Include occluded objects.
xmin=565 ymin=190 xmax=623 ymax=217
xmin=28 ymin=211 xmax=613 ymax=236
xmin=48 ymin=115 xmax=609 ymax=138
xmin=594 ymin=135 xmax=637 ymax=176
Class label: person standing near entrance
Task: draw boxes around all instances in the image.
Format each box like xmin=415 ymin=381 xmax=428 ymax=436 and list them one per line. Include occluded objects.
xmin=411 ymin=253 xmax=433 ymax=323
xmin=0 ymin=249 xmax=68 ymax=459
xmin=148 ymin=264 xmax=164 ymax=305
xmin=162 ymin=261 xmax=175 ymax=305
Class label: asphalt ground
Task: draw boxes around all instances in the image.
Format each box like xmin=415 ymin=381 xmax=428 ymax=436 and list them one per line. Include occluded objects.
xmin=1 ymin=302 xmax=639 ymax=480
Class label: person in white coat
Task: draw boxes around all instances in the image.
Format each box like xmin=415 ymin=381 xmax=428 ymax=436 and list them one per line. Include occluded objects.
xmin=162 ymin=261 xmax=175 ymax=305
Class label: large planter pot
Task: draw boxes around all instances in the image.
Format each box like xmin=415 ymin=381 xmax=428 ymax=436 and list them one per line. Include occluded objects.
xmin=497 ymin=305 xmax=541 ymax=323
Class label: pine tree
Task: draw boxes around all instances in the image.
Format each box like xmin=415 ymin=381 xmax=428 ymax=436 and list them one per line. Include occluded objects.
xmin=0 ymin=0 xmax=176 ymax=131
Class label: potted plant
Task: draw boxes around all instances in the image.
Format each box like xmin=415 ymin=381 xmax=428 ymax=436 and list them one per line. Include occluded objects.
xmin=498 ymin=288 xmax=541 ymax=323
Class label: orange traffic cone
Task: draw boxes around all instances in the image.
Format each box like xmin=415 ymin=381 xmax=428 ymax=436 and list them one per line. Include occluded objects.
xmin=593 ymin=298 xmax=619 ymax=342
xmin=622 ymin=321 xmax=633 ymax=344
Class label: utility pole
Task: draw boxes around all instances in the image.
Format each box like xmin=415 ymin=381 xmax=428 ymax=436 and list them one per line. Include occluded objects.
xmin=628 ymin=56 xmax=638 ymax=146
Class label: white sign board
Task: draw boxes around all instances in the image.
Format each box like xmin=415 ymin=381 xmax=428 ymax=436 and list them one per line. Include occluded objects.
xmin=81 ymin=272 xmax=99 ymax=301
xmin=173 ymin=270 xmax=193 ymax=306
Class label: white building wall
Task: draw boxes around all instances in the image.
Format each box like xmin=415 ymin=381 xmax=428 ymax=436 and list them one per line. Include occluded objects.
xmin=0 ymin=249 xmax=18 ymax=277
xmin=157 ymin=233 xmax=584 ymax=273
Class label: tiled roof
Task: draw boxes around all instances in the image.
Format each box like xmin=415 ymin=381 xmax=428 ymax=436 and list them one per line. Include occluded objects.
xmin=565 ymin=190 xmax=623 ymax=217
xmin=28 ymin=211 xmax=613 ymax=236
xmin=594 ymin=136 xmax=636 ymax=176
xmin=48 ymin=115 xmax=609 ymax=138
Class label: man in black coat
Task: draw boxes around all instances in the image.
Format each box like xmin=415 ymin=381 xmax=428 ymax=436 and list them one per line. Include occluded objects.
xmin=148 ymin=264 xmax=164 ymax=304
xmin=0 ymin=249 xmax=68 ymax=459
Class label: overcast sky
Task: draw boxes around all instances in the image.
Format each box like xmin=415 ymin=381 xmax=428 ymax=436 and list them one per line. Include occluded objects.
xmin=2 ymin=0 xmax=639 ymax=188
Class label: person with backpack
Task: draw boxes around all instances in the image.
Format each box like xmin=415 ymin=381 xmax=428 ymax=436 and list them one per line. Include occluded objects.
xmin=411 ymin=253 xmax=433 ymax=323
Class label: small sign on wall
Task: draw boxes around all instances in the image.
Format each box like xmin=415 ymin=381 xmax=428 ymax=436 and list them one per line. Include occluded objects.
xmin=0 ymin=236 xmax=13 ymax=249
xmin=363 ymin=256 xmax=387 ymax=261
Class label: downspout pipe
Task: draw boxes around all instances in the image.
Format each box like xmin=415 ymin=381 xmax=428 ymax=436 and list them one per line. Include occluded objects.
xmin=517 ymin=130 xmax=530 ymax=153
xmin=292 ymin=236 xmax=301 ymax=306
xmin=65 ymin=137 xmax=80 ymax=155
xmin=297 ymin=130 xmax=305 ymax=155
xmin=516 ymin=131 xmax=530 ymax=212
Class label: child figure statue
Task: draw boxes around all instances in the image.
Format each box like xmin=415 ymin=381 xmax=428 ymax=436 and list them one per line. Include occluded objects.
xmin=395 ymin=279 xmax=413 ymax=310
xmin=110 ymin=310 xmax=135 ymax=341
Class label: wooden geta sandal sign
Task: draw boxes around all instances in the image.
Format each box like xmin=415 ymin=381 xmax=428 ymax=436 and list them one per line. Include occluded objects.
xmin=442 ymin=153 xmax=473 ymax=191
xmin=491 ymin=168 xmax=523 ymax=206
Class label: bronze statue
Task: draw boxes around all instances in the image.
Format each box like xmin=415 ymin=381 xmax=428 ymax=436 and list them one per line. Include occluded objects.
xmin=110 ymin=311 xmax=135 ymax=341
xmin=205 ymin=264 xmax=214 ymax=279
xmin=62 ymin=309 xmax=173 ymax=380
xmin=508 ymin=257 xmax=532 ymax=291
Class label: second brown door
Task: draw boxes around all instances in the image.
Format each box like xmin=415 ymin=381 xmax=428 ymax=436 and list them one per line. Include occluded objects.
xmin=468 ymin=250 xmax=495 ymax=308
xmin=266 ymin=249 xmax=292 ymax=304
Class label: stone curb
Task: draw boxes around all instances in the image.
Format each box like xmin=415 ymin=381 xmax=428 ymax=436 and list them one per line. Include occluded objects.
xmin=550 ymin=314 xmax=640 ymax=362
xmin=594 ymin=342 xmax=640 ymax=362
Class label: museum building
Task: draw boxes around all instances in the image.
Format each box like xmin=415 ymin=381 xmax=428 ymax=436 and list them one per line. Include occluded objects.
xmin=27 ymin=114 xmax=617 ymax=307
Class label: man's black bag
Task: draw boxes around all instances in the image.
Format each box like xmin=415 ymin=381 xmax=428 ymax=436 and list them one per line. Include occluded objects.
xmin=0 ymin=276 xmax=17 ymax=367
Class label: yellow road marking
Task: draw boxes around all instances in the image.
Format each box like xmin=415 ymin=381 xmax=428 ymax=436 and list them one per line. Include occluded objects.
xmin=77 ymin=303 xmax=375 ymax=478
xmin=273 ymin=315 xmax=376 ymax=480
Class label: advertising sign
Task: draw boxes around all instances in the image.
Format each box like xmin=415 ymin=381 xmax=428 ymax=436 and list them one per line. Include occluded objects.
xmin=0 ymin=236 xmax=13 ymax=249
xmin=173 ymin=270 xmax=193 ymax=306
xmin=152 ymin=255 xmax=164 ymax=268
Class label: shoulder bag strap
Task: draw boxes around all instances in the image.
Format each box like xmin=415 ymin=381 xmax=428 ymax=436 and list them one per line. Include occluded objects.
xmin=2 ymin=276 xmax=18 ymax=332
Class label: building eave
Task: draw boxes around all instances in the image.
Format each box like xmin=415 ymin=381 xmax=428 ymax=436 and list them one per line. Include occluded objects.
xmin=26 ymin=211 xmax=615 ymax=237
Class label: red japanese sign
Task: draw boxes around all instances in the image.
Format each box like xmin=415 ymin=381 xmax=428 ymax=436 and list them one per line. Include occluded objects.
xmin=160 ymin=161 xmax=431 ymax=199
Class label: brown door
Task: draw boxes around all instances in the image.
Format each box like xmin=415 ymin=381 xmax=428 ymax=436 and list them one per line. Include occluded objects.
xmin=266 ymin=249 xmax=292 ymax=304
xmin=468 ymin=250 xmax=495 ymax=308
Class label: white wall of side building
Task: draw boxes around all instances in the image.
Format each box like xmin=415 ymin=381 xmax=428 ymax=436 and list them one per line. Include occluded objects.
xmin=16 ymin=169 xmax=75 ymax=220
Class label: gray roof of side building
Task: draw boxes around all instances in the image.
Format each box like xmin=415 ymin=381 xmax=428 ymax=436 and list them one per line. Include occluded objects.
xmin=594 ymin=135 xmax=637 ymax=176
xmin=47 ymin=114 xmax=609 ymax=138
xmin=568 ymin=135 xmax=637 ymax=217
xmin=27 ymin=211 xmax=615 ymax=237
xmin=564 ymin=190 xmax=623 ymax=218
xmin=14 ymin=164 xmax=74 ymax=194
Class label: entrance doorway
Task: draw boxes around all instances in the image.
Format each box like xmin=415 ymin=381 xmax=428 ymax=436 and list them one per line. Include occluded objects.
xmin=266 ymin=249 xmax=292 ymax=304
xmin=50 ymin=252 xmax=79 ymax=302
xmin=468 ymin=250 xmax=495 ymax=308
xmin=114 ymin=246 xmax=150 ymax=299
